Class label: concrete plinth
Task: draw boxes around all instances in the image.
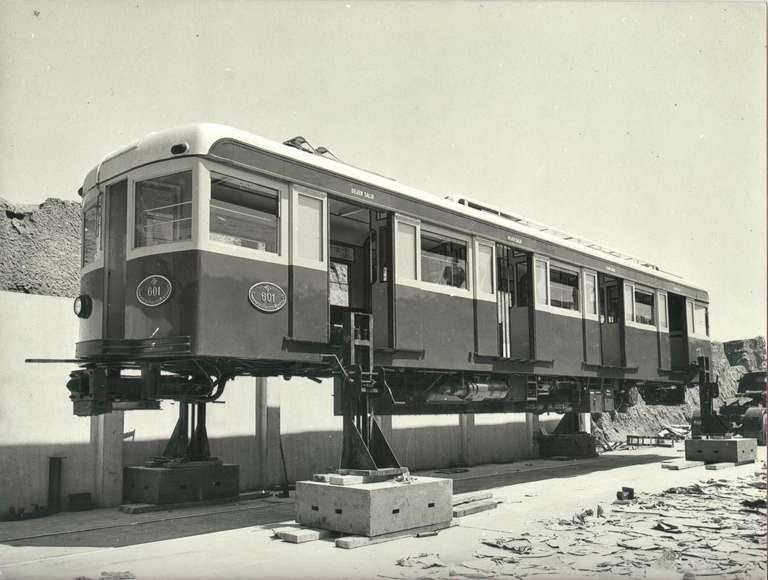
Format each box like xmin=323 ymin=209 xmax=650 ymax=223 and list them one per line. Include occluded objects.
xmin=123 ymin=463 xmax=239 ymax=504
xmin=684 ymin=438 xmax=757 ymax=464
xmin=296 ymin=475 xmax=452 ymax=537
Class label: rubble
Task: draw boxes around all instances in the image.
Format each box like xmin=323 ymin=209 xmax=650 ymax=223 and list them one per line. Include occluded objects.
xmin=592 ymin=338 xmax=765 ymax=448
xmin=382 ymin=463 xmax=767 ymax=579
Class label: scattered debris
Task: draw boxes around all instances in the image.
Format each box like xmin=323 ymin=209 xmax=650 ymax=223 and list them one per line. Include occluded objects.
xmin=616 ymin=486 xmax=635 ymax=500
xmin=481 ymin=537 xmax=532 ymax=554
xmin=395 ymin=553 xmax=446 ymax=569
xmin=652 ymin=521 xmax=681 ymax=534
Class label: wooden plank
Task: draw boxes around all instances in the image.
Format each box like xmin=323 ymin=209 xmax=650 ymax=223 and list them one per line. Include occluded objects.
xmin=327 ymin=474 xmax=365 ymax=486
xmin=273 ymin=525 xmax=332 ymax=543
xmin=661 ymin=460 xmax=706 ymax=470
xmin=118 ymin=490 xmax=270 ymax=514
xmin=452 ymin=491 xmax=493 ymax=506
xmin=335 ymin=521 xmax=456 ymax=549
xmin=705 ymin=462 xmax=736 ymax=471
xmin=453 ymin=498 xmax=500 ymax=518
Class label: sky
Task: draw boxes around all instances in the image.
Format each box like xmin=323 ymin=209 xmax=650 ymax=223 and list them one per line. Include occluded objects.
xmin=0 ymin=1 xmax=765 ymax=341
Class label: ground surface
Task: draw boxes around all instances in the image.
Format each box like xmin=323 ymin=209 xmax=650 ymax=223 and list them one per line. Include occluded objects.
xmin=0 ymin=446 xmax=765 ymax=580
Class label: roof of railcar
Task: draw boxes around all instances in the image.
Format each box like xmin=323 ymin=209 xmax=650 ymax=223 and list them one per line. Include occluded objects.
xmin=83 ymin=123 xmax=706 ymax=294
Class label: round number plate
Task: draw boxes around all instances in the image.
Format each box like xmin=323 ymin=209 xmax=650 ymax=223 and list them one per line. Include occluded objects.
xmin=136 ymin=275 xmax=173 ymax=307
xmin=248 ymin=282 xmax=287 ymax=313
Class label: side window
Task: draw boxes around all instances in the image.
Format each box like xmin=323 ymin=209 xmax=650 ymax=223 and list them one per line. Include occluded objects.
xmin=296 ymin=193 xmax=324 ymax=262
xmin=686 ymin=301 xmax=695 ymax=334
xmin=396 ymin=221 xmax=417 ymax=280
xmin=584 ymin=272 xmax=597 ymax=316
xmin=658 ymin=293 xmax=669 ymax=329
xmin=634 ymin=287 xmax=655 ymax=325
xmin=134 ymin=171 xmax=193 ymax=248
xmin=694 ymin=304 xmax=709 ymax=336
xmin=534 ymin=259 xmax=548 ymax=305
xmin=549 ymin=265 xmax=579 ymax=311
xmin=624 ymin=283 xmax=634 ymax=322
xmin=420 ymin=231 xmax=467 ymax=289
xmin=210 ymin=173 xmax=279 ymax=253
xmin=82 ymin=193 xmax=103 ymax=266
xmin=476 ymin=242 xmax=494 ymax=295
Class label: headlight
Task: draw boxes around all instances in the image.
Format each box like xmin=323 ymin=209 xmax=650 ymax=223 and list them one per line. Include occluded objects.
xmin=73 ymin=295 xmax=93 ymax=318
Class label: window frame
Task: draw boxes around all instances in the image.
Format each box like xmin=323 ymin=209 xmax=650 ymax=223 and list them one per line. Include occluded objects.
xmin=623 ymin=281 xmax=657 ymax=330
xmin=394 ymin=214 xmax=420 ymax=282
xmin=291 ymin=184 xmax=328 ymax=271
xmin=473 ymin=238 xmax=496 ymax=302
xmin=209 ymin=171 xmax=282 ymax=256
xmin=582 ymin=270 xmax=599 ymax=321
xmin=199 ymin=160 xmax=289 ymax=265
xmin=657 ymin=290 xmax=669 ymax=333
xmin=80 ymin=190 xmax=104 ymax=274
xmin=393 ymin=214 xmax=473 ymax=298
xmin=127 ymin=158 xmax=202 ymax=261
xmin=532 ymin=255 xmax=582 ymax=319
xmin=687 ymin=300 xmax=710 ymax=339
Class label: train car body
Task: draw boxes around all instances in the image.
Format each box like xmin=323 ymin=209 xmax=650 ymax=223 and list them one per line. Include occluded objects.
xmin=68 ymin=124 xmax=711 ymax=418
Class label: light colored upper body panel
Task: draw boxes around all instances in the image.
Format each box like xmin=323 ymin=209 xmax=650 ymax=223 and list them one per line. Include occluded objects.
xmin=81 ymin=123 xmax=706 ymax=295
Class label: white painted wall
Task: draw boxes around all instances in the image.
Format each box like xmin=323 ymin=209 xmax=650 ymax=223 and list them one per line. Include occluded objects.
xmin=0 ymin=291 xmax=547 ymax=515
xmin=0 ymin=292 xmax=93 ymax=516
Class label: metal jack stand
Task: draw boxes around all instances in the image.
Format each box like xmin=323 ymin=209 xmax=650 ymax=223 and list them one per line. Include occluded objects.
xmin=161 ymin=402 xmax=214 ymax=463
xmin=339 ymin=312 xmax=403 ymax=475
xmin=692 ymin=355 xmax=729 ymax=438
xmin=123 ymin=401 xmax=240 ymax=505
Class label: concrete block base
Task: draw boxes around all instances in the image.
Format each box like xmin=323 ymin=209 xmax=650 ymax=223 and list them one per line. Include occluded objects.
xmin=684 ymin=438 xmax=757 ymax=464
xmin=123 ymin=464 xmax=239 ymax=504
xmin=296 ymin=475 xmax=452 ymax=537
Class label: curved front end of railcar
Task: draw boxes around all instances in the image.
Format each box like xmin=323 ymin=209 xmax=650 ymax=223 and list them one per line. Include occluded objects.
xmin=68 ymin=149 xmax=332 ymax=416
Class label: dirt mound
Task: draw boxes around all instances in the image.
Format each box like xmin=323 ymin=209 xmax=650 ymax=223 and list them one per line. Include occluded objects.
xmin=0 ymin=197 xmax=81 ymax=297
xmin=592 ymin=339 xmax=762 ymax=446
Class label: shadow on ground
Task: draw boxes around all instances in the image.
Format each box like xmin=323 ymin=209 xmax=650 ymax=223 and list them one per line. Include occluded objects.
xmin=0 ymin=453 xmax=667 ymax=549
xmin=442 ymin=453 xmax=671 ymax=494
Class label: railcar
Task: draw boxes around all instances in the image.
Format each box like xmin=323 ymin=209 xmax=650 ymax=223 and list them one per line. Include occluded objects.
xmin=61 ymin=124 xmax=711 ymax=468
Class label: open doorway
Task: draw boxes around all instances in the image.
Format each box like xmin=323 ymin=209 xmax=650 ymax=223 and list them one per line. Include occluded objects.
xmin=328 ymin=198 xmax=371 ymax=333
xmin=599 ymin=274 xmax=623 ymax=367
xmin=668 ymin=293 xmax=688 ymax=369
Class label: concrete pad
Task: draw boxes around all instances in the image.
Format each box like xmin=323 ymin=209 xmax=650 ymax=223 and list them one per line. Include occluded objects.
xmin=295 ymin=476 xmax=452 ymax=536
xmin=685 ymin=438 xmax=758 ymax=464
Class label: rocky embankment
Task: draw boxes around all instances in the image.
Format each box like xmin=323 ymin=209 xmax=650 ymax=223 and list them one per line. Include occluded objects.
xmin=1 ymin=196 xmax=764 ymax=445
xmin=0 ymin=197 xmax=81 ymax=297
xmin=592 ymin=338 xmax=767 ymax=446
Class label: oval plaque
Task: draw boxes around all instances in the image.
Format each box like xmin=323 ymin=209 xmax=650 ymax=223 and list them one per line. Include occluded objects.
xmin=248 ymin=282 xmax=287 ymax=313
xmin=136 ymin=275 xmax=173 ymax=307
